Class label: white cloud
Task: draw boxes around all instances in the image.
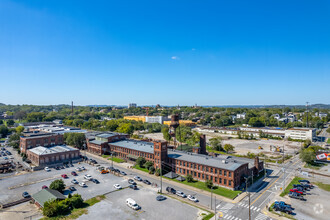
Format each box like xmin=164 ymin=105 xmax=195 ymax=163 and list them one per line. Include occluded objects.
xmin=171 ymin=56 xmax=180 ymax=60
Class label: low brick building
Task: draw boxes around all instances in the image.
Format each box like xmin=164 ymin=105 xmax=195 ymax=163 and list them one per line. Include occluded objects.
xmin=86 ymin=132 xmax=129 ymax=155
xmin=27 ymin=145 xmax=80 ymax=167
xmin=20 ymin=132 xmax=64 ymax=154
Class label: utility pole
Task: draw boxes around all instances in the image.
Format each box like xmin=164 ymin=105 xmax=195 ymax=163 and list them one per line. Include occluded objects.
xmin=160 ymin=161 xmax=163 ymax=194
xmin=245 ymin=177 xmax=251 ymax=220
xmin=306 ymin=102 xmax=309 ymax=128
xmin=214 ymin=193 xmax=217 ymax=220
xmin=111 ymin=153 xmax=113 ymax=168
xmin=211 ymin=187 xmax=213 ymax=209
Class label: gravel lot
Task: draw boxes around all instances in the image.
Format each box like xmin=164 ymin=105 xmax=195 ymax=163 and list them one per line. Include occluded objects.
xmin=79 ymin=187 xmax=201 ymax=220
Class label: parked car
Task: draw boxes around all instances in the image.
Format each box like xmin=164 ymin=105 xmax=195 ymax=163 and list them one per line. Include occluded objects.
xmin=274 ymin=201 xmax=293 ymax=210
xmin=107 ymin=166 xmax=115 ymax=171
xmin=92 ymin=178 xmax=100 ymax=184
xmin=84 ymin=174 xmax=92 ymax=180
xmin=143 ymin=179 xmax=151 ymax=185
xmin=55 ymin=166 xmax=60 ymax=170
xmin=71 ymin=171 xmax=78 ymax=176
xmin=298 ymin=180 xmax=310 ymax=184
xmin=100 ymin=170 xmax=109 ymax=174
xmin=176 ymin=191 xmax=186 ymax=198
xmin=22 ymin=192 xmax=30 ymax=198
xmin=79 ymin=182 xmax=87 ymax=187
xmin=274 ymin=204 xmax=293 ymax=214
xmin=3 ymin=156 xmax=8 ymax=160
xmin=75 ymin=167 xmax=82 ymax=171
xmin=129 ymin=184 xmax=138 ymax=190
xmin=128 ymin=179 xmax=136 ymax=185
xmin=289 ymin=192 xmax=306 ymax=201
xmin=134 ymin=176 xmax=142 ymax=181
xmin=290 ymin=188 xmax=303 ymax=195
xmin=61 ymin=174 xmax=68 ymax=179
xmin=187 ymin=195 xmax=198 ymax=202
xmin=120 ymin=171 xmax=127 ymax=175
xmin=69 ymin=186 xmax=76 ymax=191
xmin=156 ymin=195 xmax=167 ymax=201
xmin=114 ymin=184 xmax=122 ymax=189
xmin=80 ymin=166 xmax=86 ymax=170
xmin=71 ymin=179 xmax=79 ymax=184
xmin=44 ymin=167 xmax=51 ymax=172
xmin=42 ymin=185 xmax=48 ymax=189
xmin=114 ymin=168 xmax=120 ymax=173
xmin=166 ymin=187 xmax=176 ymax=194
xmin=126 ymin=198 xmax=140 ymax=210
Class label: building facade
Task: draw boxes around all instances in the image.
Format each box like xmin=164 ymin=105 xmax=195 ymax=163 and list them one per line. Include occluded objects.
xmin=20 ymin=132 xmax=64 ymax=154
xmin=86 ymin=132 xmax=129 ymax=155
xmin=285 ymin=128 xmax=316 ymax=140
xmin=27 ymin=145 xmax=80 ymax=167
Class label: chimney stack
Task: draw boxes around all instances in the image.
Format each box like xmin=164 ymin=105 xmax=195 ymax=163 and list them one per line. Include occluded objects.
xmin=199 ymin=134 xmax=207 ymax=155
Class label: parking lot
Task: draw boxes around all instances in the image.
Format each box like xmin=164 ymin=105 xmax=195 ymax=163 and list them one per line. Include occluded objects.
xmin=79 ymin=187 xmax=201 ymax=220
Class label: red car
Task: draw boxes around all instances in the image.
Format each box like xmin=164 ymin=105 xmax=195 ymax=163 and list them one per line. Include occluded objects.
xmin=61 ymin=174 xmax=68 ymax=178
xmin=42 ymin=185 xmax=48 ymax=189
xmin=290 ymin=188 xmax=303 ymax=195
xmin=71 ymin=171 xmax=77 ymax=176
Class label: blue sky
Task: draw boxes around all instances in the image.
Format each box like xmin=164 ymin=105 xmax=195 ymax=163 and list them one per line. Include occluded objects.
xmin=0 ymin=0 xmax=329 ymax=106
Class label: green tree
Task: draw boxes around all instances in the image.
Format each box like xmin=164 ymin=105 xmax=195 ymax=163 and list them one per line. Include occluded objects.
xmin=205 ymin=179 xmax=213 ymax=189
xmin=0 ymin=125 xmax=9 ymax=137
xmin=116 ymin=123 xmax=134 ymax=134
xmin=223 ymin=144 xmax=235 ymax=153
xmin=16 ymin=126 xmax=24 ymax=133
xmin=144 ymin=161 xmax=154 ymax=170
xmin=49 ymin=179 xmax=66 ymax=193
xmin=209 ymin=137 xmax=223 ymax=151
xmin=186 ymin=174 xmax=193 ymax=183
xmin=6 ymin=119 xmax=15 ymax=126
xmin=0 ymin=119 xmax=3 ymax=125
xmin=299 ymin=148 xmax=315 ymax=164
xmin=136 ymin=157 xmax=146 ymax=168
xmin=326 ymin=128 xmax=330 ymax=134
xmin=162 ymin=127 xmax=171 ymax=141
xmin=148 ymin=166 xmax=155 ymax=174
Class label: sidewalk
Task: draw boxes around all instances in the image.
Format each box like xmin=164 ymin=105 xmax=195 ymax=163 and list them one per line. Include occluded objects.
xmin=83 ymin=151 xmax=241 ymax=204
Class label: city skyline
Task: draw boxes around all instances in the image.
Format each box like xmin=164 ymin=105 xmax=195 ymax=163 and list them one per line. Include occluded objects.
xmin=1 ymin=0 xmax=329 ymax=105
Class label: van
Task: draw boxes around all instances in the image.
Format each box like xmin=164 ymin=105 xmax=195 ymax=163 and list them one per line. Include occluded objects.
xmin=126 ymin=198 xmax=140 ymax=210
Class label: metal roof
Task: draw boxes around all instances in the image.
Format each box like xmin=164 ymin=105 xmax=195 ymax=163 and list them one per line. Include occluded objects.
xmin=96 ymin=133 xmax=117 ymax=138
xmin=167 ymin=150 xmax=246 ymax=171
xmin=110 ymin=140 xmax=154 ymax=154
xmin=28 ymin=145 xmax=78 ymax=155
xmin=32 ymin=188 xmax=66 ymax=207
xmin=89 ymin=140 xmax=106 ymax=145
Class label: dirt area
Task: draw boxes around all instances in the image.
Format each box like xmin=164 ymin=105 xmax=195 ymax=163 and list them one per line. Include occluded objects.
xmin=143 ymin=132 xmax=166 ymax=141
xmin=0 ymin=201 xmax=42 ymax=220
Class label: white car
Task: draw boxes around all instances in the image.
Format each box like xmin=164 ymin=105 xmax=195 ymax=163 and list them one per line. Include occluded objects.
xmin=79 ymin=182 xmax=87 ymax=187
xmin=84 ymin=174 xmax=92 ymax=180
xmin=176 ymin=191 xmax=186 ymax=198
xmin=187 ymin=195 xmax=198 ymax=202
xmin=80 ymin=166 xmax=86 ymax=170
xmin=44 ymin=167 xmax=51 ymax=172
xmin=114 ymin=184 xmax=122 ymax=189
xmin=75 ymin=167 xmax=82 ymax=171
xmin=134 ymin=176 xmax=142 ymax=181
xmin=71 ymin=179 xmax=79 ymax=184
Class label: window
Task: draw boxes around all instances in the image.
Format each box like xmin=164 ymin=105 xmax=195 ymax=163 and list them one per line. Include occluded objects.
xmin=183 ymin=162 xmax=185 ymax=166
xmin=219 ymin=170 xmax=222 ymax=175
xmin=202 ymin=174 xmax=204 ymax=179
xmin=194 ymin=172 xmax=196 ymax=177
xmin=177 ymin=167 xmax=179 ymax=172
xmin=206 ymin=167 xmax=208 ymax=172
xmin=224 ymin=179 xmax=227 ymax=185
xmin=229 ymin=172 xmax=232 ymax=177
xmin=210 ymin=168 xmax=213 ymax=173
xmin=198 ymin=173 xmax=200 ymax=178
xmin=206 ymin=175 xmax=208 ymax=180
xmin=215 ymin=177 xmax=217 ymax=182
xmin=180 ymin=161 xmax=182 ymax=166
xmin=224 ymin=171 xmax=227 ymax=176
xmin=219 ymin=178 xmax=222 ymax=183
xmin=198 ymin=165 xmax=200 ymax=170
xmin=229 ymin=180 xmax=232 ymax=186
xmin=210 ymin=176 xmax=213 ymax=181
xmin=183 ymin=169 xmax=186 ymax=174
xmin=215 ymin=169 xmax=217 ymax=174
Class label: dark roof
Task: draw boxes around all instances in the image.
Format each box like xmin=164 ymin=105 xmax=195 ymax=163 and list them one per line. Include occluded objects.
xmin=32 ymin=189 xmax=66 ymax=207
xmin=163 ymin=171 xmax=179 ymax=179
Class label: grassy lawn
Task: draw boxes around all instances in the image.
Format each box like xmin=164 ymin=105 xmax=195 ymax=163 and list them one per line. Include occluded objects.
xmin=108 ymin=157 xmax=125 ymax=163
xmin=164 ymin=177 xmax=241 ymax=199
xmin=133 ymin=164 xmax=149 ymax=173
xmin=327 ymin=138 xmax=330 ymax=144
xmin=280 ymin=176 xmax=304 ymax=197
xmin=101 ymin=155 xmax=110 ymax=159
xmin=304 ymin=162 xmax=326 ymax=170
xmin=314 ymin=182 xmax=330 ymax=192
xmin=133 ymin=164 xmax=240 ymax=199
xmin=40 ymin=195 xmax=105 ymax=220
xmin=202 ymin=213 xmax=215 ymax=220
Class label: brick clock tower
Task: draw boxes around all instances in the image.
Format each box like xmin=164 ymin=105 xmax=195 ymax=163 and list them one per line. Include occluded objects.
xmin=153 ymin=141 xmax=168 ymax=169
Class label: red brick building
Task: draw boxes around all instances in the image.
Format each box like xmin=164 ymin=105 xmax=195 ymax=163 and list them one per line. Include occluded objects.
xmin=86 ymin=132 xmax=129 ymax=155
xmin=20 ymin=132 xmax=64 ymax=154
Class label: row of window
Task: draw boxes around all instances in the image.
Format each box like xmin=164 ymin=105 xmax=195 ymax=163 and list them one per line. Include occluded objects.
xmin=176 ymin=160 xmax=232 ymax=177
xmin=112 ymin=146 xmax=154 ymax=159
xmin=176 ymin=168 xmax=232 ymax=186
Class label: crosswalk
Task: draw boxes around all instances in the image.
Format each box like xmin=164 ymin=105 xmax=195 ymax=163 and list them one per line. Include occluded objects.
xmin=221 ymin=214 xmax=241 ymax=220
xmin=237 ymin=202 xmax=261 ymax=212
xmin=255 ymin=213 xmax=272 ymax=220
xmin=217 ymin=203 xmax=235 ymax=213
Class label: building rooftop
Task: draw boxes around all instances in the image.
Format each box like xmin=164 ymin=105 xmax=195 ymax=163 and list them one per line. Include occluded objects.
xmin=96 ymin=133 xmax=118 ymax=138
xmin=89 ymin=140 xmax=106 ymax=145
xmin=21 ymin=132 xmax=59 ymax=139
xmin=32 ymin=188 xmax=66 ymax=207
xmin=287 ymin=127 xmax=315 ymax=131
xmin=110 ymin=140 xmax=154 ymax=154
xmin=167 ymin=150 xmax=248 ymax=171
xmin=28 ymin=145 xmax=78 ymax=155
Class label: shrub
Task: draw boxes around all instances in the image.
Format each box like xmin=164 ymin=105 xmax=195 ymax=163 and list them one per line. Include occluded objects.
xmin=205 ymin=179 xmax=213 ymax=189
xmin=49 ymin=179 xmax=66 ymax=193
xmin=186 ymin=174 xmax=193 ymax=183
xmin=148 ymin=166 xmax=155 ymax=174
xmin=136 ymin=157 xmax=146 ymax=168
xmin=155 ymin=168 xmax=161 ymax=176
xmin=144 ymin=161 xmax=154 ymax=170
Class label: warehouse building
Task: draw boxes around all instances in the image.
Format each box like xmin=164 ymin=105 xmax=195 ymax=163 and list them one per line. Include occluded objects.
xmin=20 ymin=132 xmax=64 ymax=154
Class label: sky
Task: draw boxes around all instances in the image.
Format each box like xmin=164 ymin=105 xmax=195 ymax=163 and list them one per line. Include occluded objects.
xmin=0 ymin=0 xmax=329 ymax=106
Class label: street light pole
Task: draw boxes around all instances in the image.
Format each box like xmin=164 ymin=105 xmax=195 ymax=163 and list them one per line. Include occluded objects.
xmin=245 ymin=177 xmax=251 ymax=220
xmin=214 ymin=191 xmax=217 ymax=220
xmin=211 ymin=186 xmax=213 ymax=209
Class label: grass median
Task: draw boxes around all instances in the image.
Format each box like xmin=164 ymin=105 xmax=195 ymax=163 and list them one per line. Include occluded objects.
xmin=280 ymin=176 xmax=304 ymax=197
xmin=314 ymin=182 xmax=330 ymax=192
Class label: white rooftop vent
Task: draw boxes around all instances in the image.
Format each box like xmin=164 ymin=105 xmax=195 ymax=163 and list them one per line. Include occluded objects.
xmin=222 ymin=160 xmax=227 ymax=164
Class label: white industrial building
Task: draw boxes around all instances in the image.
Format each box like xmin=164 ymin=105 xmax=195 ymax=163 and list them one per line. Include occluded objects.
xmin=145 ymin=116 xmax=165 ymax=124
xmin=285 ymin=128 xmax=316 ymax=140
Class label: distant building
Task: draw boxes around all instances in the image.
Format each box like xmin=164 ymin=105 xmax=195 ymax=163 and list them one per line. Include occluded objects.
xmin=20 ymin=132 xmax=64 ymax=154
xmin=27 ymin=145 xmax=81 ymax=167
xmin=128 ymin=103 xmax=137 ymax=108
xmin=145 ymin=116 xmax=164 ymax=124
xmin=285 ymin=127 xmax=316 ymax=140
xmin=86 ymin=132 xmax=129 ymax=155
xmin=53 ymin=119 xmax=63 ymax=125
xmin=163 ymin=120 xmax=196 ymax=127
xmin=236 ymin=113 xmax=246 ymax=119
xmin=124 ymin=116 xmax=146 ymax=122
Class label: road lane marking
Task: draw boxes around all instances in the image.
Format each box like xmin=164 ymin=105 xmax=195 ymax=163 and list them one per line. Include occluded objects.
xmin=251 ymin=159 xmax=300 ymax=206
